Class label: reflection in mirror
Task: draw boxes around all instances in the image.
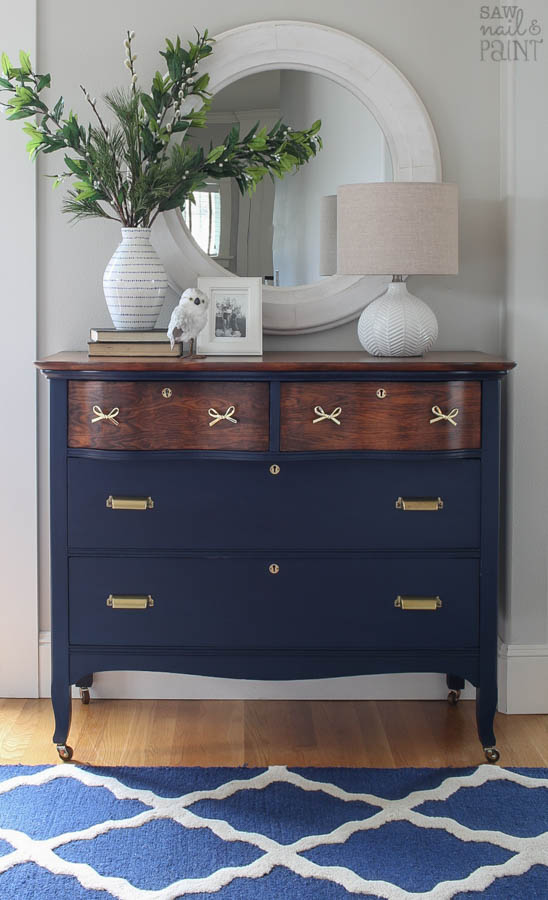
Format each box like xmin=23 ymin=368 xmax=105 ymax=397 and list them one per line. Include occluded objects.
xmin=182 ymin=70 xmax=393 ymax=288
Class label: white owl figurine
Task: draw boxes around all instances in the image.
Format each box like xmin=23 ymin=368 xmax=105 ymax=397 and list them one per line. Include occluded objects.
xmin=167 ymin=288 xmax=209 ymax=353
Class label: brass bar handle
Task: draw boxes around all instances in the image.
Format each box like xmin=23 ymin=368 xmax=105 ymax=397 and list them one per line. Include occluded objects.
xmin=395 ymin=497 xmax=443 ymax=511
xmin=106 ymin=495 xmax=154 ymax=510
xmin=312 ymin=405 xmax=342 ymax=425
xmin=208 ymin=406 xmax=238 ymax=427
xmin=107 ymin=594 xmax=154 ymax=609
xmin=395 ymin=595 xmax=442 ymax=611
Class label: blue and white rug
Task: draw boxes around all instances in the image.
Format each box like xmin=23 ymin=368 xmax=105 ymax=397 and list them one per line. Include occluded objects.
xmin=0 ymin=764 xmax=547 ymax=898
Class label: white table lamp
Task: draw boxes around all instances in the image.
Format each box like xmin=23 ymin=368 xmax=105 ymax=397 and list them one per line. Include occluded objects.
xmin=337 ymin=182 xmax=459 ymax=356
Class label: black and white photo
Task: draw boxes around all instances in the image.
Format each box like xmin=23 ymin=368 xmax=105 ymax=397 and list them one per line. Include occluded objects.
xmin=197 ymin=277 xmax=262 ymax=355
xmin=215 ymin=295 xmax=248 ymax=338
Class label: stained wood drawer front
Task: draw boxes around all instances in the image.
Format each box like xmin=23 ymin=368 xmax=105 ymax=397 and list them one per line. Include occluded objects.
xmin=67 ymin=458 xmax=480 ymax=551
xmin=69 ymin=556 xmax=479 ymax=649
xmin=280 ymin=381 xmax=481 ymax=451
xmin=68 ymin=381 xmax=269 ymax=450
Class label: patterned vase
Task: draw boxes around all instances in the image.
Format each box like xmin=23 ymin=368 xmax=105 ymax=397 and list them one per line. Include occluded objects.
xmin=103 ymin=227 xmax=168 ymax=330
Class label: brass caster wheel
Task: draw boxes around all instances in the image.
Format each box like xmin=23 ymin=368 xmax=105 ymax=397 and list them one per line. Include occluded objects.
xmin=484 ymin=746 xmax=500 ymax=764
xmin=448 ymin=689 xmax=461 ymax=706
xmin=80 ymin=687 xmax=90 ymax=705
xmin=56 ymin=744 xmax=73 ymax=762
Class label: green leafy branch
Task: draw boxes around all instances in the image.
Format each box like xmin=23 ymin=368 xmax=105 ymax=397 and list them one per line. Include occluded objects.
xmin=0 ymin=32 xmax=322 ymax=227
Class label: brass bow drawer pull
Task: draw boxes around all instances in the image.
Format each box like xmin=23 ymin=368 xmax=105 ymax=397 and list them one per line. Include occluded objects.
xmin=91 ymin=405 xmax=120 ymax=426
xmin=208 ymin=405 xmax=238 ymax=426
xmin=107 ymin=594 xmax=154 ymax=610
xmin=106 ymin=496 xmax=154 ymax=510
xmin=395 ymin=595 xmax=442 ymax=611
xmin=395 ymin=497 xmax=443 ymax=511
xmin=430 ymin=405 xmax=459 ymax=426
xmin=313 ymin=405 xmax=342 ymax=425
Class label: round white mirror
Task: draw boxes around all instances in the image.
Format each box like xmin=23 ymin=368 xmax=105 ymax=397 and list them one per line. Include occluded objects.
xmin=154 ymin=21 xmax=441 ymax=334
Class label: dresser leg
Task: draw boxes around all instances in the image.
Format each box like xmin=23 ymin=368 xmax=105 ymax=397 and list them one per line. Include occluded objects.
xmin=476 ymin=684 xmax=499 ymax=762
xmin=52 ymin=681 xmax=73 ymax=759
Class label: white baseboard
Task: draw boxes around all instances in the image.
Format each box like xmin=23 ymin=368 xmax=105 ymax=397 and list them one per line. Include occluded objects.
xmin=497 ymin=640 xmax=548 ymax=713
xmin=38 ymin=631 xmax=476 ymax=701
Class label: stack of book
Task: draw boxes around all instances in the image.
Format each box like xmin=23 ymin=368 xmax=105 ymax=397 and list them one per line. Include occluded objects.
xmin=88 ymin=328 xmax=182 ymax=357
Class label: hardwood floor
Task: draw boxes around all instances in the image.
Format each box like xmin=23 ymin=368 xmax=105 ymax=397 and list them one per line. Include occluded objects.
xmin=0 ymin=699 xmax=547 ymax=767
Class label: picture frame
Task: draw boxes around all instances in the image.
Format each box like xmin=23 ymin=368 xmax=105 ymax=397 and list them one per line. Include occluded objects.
xmin=197 ymin=276 xmax=263 ymax=356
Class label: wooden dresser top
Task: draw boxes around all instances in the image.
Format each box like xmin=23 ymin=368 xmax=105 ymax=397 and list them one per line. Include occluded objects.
xmin=35 ymin=350 xmax=516 ymax=374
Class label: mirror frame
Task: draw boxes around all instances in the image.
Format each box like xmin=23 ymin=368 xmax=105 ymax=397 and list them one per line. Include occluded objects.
xmin=154 ymin=20 xmax=442 ymax=334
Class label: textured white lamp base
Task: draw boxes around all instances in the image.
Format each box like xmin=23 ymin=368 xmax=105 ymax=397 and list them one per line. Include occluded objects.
xmin=357 ymin=280 xmax=438 ymax=357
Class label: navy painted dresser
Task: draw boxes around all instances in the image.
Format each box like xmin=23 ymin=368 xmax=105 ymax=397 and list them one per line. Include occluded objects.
xmin=36 ymin=350 xmax=515 ymax=762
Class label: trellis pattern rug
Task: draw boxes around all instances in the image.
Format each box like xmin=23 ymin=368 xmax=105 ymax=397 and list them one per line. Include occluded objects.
xmin=0 ymin=765 xmax=547 ymax=898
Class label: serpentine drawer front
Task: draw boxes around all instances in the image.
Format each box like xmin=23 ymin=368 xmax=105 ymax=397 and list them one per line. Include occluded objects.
xmin=67 ymin=457 xmax=480 ymax=551
xmin=36 ymin=350 xmax=515 ymax=762
xmin=68 ymin=556 xmax=479 ymax=650
xmin=280 ymin=381 xmax=481 ymax=451
xmin=68 ymin=380 xmax=270 ymax=450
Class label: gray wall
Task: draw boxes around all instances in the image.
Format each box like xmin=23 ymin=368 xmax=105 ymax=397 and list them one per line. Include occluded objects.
xmin=32 ymin=1 xmax=506 ymax=633
xmin=36 ymin=0 xmax=504 ymax=359
xmin=502 ymin=6 xmax=548 ymax=647
xmin=0 ymin=3 xmax=39 ymax=695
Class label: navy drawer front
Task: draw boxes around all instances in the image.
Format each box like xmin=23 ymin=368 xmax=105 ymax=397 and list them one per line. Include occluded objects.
xmin=67 ymin=458 xmax=480 ymax=551
xmin=69 ymin=556 xmax=479 ymax=650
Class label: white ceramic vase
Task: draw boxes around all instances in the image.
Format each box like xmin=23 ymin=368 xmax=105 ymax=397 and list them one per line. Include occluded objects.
xmin=357 ymin=280 xmax=438 ymax=357
xmin=103 ymin=227 xmax=168 ymax=330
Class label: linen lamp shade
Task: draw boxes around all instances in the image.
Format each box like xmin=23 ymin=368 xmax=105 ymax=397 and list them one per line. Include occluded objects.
xmin=337 ymin=182 xmax=458 ymax=276
xmin=335 ymin=182 xmax=459 ymax=356
xmin=319 ymin=194 xmax=337 ymax=276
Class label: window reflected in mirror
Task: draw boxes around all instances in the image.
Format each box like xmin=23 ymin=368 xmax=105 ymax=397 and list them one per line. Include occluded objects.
xmin=183 ymin=183 xmax=222 ymax=258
